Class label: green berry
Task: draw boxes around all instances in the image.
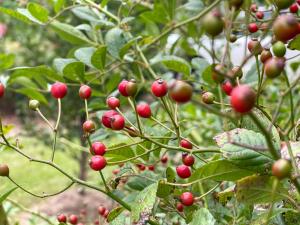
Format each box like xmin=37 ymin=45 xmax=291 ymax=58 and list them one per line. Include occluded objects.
xmin=272 ymin=41 xmax=286 ymax=57
xmin=29 ymin=100 xmax=40 ymax=111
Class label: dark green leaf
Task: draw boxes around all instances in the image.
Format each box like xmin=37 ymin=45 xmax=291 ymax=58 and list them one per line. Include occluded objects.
xmin=105 ymin=28 xmax=126 ymax=59
xmin=202 ymin=65 xmax=214 ymax=84
xmin=0 ymin=187 xmax=18 ymax=204
xmin=288 ymin=35 xmax=300 ymax=50
xmin=190 ymin=208 xmax=216 ymax=225
xmin=53 ymin=58 xmax=85 ymax=82
xmin=74 ymin=47 xmax=96 ymax=68
xmin=91 ymin=46 xmax=107 ymax=70
xmin=15 ymin=88 xmax=47 ymax=104
xmin=107 ymin=206 xmax=125 ymax=223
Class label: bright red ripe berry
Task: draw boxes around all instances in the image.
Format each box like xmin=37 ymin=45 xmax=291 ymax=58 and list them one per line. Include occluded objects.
xmin=264 ymin=57 xmax=285 ymax=78
xmin=69 ymin=214 xmax=78 ymax=225
xmin=57 ymin=214 xmax=67 ymax=223
xmin=256 ymin=11 xmax=264 ymax=19
xmin=230 ymin=85 xmax=256 ymax=113
xmin=98 ymin=206 xmax=106 ymax=215
xmin=79 ymin=85 xmax=92 ymax=99
xmin=90 ymin=142 xmax=106 ymax=156
xmin=169 ymin=80 xmax=193 ymax=103
xmin=248 ymin=23 xmax=258 ymax=33
xmin=297 ymin=0 xmax=300 ymax=5
xmin=180 ymin=192 xmax=194 ymax=206
xmin=221 ymin=80 xmax=234 ymax=96
xmin=176 ymin=202 xmax=184 ymax=212
xmin=0 ymin=83 xmax=5 ymax=98
xmin=103 ymin=209 xmax=109 ymax=218
xmin=111 ymin=114 xmax=125 ymax=130
xmin=290 ymin=3 xmax=299 ymax=13
xmin=151 ymin=79 xmax=168 ymax=97
xmin=82 ymin=120 xmax=96 ymax=134
xmin=180 ymin=139 xmax=193 ymax=149
xmin=89 ymin=155 xmax=107 ymax=171
xmin=176 ymin=165 xmax=191 ymax=179
xmin=51 ymin=82 xmax=67 ymax=99
xmin=102 ymin=110 xmax=119 ymax=128
xmin=118 ymin=80 xmax=129 ymax=97
xmin=106 ymin=97 xmax=120 ymax=109
xmin=148 ymin=165 xmax=155 ymax=171
xmin=137 ymin=103 xmax=152 ymax=118
xmin=273 ymin=14 xmax=300 ymax=42
xmin=250 ymin=4 xmax=257 ymax=12
xmin=137 ymin=164 xmax=146 ymax=171
xmin=182 ymin=155 xmax=195 ymax=167
xmin=161 ymin=155 xmax=168 ymax=164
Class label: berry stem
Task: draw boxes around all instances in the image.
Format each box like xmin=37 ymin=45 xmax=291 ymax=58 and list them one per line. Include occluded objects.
xmin=128 ymin=97 xmax=143 ymax=135
xmin=36 ymin=108 xmax=54 ymax=130
xmin=99 ymin=171 xmax=109 ymax=192
xmin=255 ymin=55 xmax=262 ymax=104
xmin=51 ymin=131 xmax=58 ymax=162
xmin=194 ymin=183 xmax=220 ymax=201
xmin=84 ymin=99 xmax=89 ymax=120
xmin=116 ymin=107 xmax=138 ymax=130
xmin=55 ymin=98 xmax=61 ymax=130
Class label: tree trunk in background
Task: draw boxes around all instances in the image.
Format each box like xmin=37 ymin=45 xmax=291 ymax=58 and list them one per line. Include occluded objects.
xmin=0 ymin=204 xmax=9 ymax=225
xmin=78 ymin=114 xmax=88 ymax=195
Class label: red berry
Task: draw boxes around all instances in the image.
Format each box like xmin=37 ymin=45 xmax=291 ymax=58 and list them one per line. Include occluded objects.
xmin=176 ymin=165 xmax=191 ymax=179
xmin=82 ymin=120 xmax=96 ymax=134
xmin=103 ymin=209 xmax=109 ymax=218
xmin=230 ymin=85 xmax=256 ymax=113
xmin=51 ymin=82 xmax=67 ymax=99
xmin=169 ymin=80 xmax=193 ymax=103
xmin=182 ymin=155 xmax=195 ymax=167
xmin=111 ymin=114 xmax=125 ymax=130
xmin=101 ymin=110 xmax=119 ymax=128
xmin=118 ymin=80 xmax=129 ymax=96
xmin=264 ymin=57 xmax=285 ymax=78
xmin=248 ymin=38 xmax=263 ymax=55
xmin=221 ymin=80 xmax=234 ymax=96
xmin=90 ymin=142 xmax=106 ymax=155
xmin=176 ymin=202 xmax=184 ymax=212
xmin=272 ymin=159 xmax=292 ymax=179
xmin=57 ymin=214 xmax=67 ymax=223
xmin=0 ymin=83 xmax=5 ymax=98
xmin=125 ymin=79 xmax=138 ymax=96
xmin=151 ymin=79 xmax=168 ymax=97
xmin=89 ymin=155 xmax=107 ymax=171
xmin=180 ymin=139 xmax=192 ymax=149
xmin=250 ymin=4 xmax=257 ymax=12
xmin=0 ymin=164 xmax=9 ymax=177
xmin=106 ymin=97 xmax=120 ymax=109
xmin=290 ymin=3 xmax=299 ymax=13
xmin=137 ymin=164 xmax=146 ymax=171
xmin=161 ymin=155 xmax=168 ymax=164
xmin=248 ymin=23 xmax=258 ymax=33
xmin=148 ymin=165 xmax=155 ymax=171
xmin=297 ymin=0 xmax=300 ymax=5
xmin=112 ymin=168 xmax=120 ymax=175
xmin=98 ymin=206 xmax=106 ymax=215
xmin=79 ymin=85 xmax=92 ymax=99
xmin=137 ymin=103 xmax=152 ymax=118
xmin=180 ymin=192 xmax=194 ymax=206
xmin=273 ymin=14 xmax=300 ymax=42
xmin=256 ymin=11 xmax=264 ymax=19
xmin=69 ymin=214 xmax=78 ymax=225
xmin=260 ymin=49 xmax=273 ymax=64
xmin=94 ymin=220 xmax=99 ymax=225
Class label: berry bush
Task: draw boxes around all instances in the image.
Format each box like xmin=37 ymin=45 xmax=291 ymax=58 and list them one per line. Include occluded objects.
xmin=1 ymin=0 xmax=300 ymax=224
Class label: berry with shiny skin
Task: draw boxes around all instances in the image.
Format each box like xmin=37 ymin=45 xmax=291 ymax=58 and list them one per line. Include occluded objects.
xmin=290 ymin=3 xmax=299 ymax=13
xmin=229 ymin=66 xmax=243 ymax=79
xmin=118 ymin=80 xmax=129 ymax=97
xmin=169 ymin=80 xmax=193 ymax=103
xmin=125 ymin=79 xmax=138 ymax=96
xmin=106 ymin=97 xmax=120 ymax=109
xmin=137 ymin=103 xmax=152 ymax=118
xmin=151 ymin=79 xmax=168 ymax=97
xmin=69 ymin=214 xmax=78 ymax=225
xmin=0 ymin=83 xmax=5 ymax=98
xmin=111 ymin=114 xmax=125 ymax=130
xmin=176 ymin=165 xmax=191 ymax=179
xmin=260 ymin=49 xmax=273 ymax=63
xmin=273 ymin=14 xmax=300 ymax=42
xmin=250 ymin=4 xmax=257 ymax=12
xmin=274 ymin=0 xmax=294 ymax=9
xmin=248 ymin=38 xmax=263 ymax=55
xmin=222 ymin=81 xmax=234 ymax=96
xmin=57 ymin=214 xmax=67 ymax=223
xmin=272 ymin=41 xmax=286 ymax=57
xmin=103 ymin=209 xmax=109 ymax=218
xmin=89 ymin=155 xmax=107 ymax=171
xmin=176 ymin=202 xmax=184 ymax=212
xmin=148 ymin=165 xmax=155 ymax=171
xmin=248 ymin=23 xmax=258 ymax=33
xmin=0 ymin=164 xmax=9 ymax=177
xmin=90 ymin=142 xmax=106 ymax=156
xmin=137 ymin=164 xmax=146 ymax=171
xmin=256 ymin=11 xmax=264 ymax=19
xmin=82 ymin=120 xmax=96 ymax=134
xmin=229 ymin=34 xmax=237 ymax=43
xmin=29 ymin=100 xmax=40 ymax=111
xmin=98 ymin=206 xmax=106 ymax=215
xmin=202 ymin=92 xmax=215 ymax=104
xmin=265 ymin=57 xmax=285 ymax=78
xmin=230 ymin=85 xmax=256 ymax=113
xmin=182 ymin=155 xmax=195 ymax=167
xmin=180 ymin=139 xmax=192 ymax=149
xmin=272 ymin=159 xmax=292 ymax=179
xmin=101 ymin=110 xmax=119 ymax=128
xmin=161 ymin=155 xmax=168 ymax=164
xmin=212 ymin=64 xmax=226 ymax=83
xmin=202 ymin=9 xmax=224 ymax=36
xmin=180 ymin=192 xmax=194 ymax=206
xmin=79 ymin=85 xmax=92 ymax=99
xmin=51 ymin=82 xmax=67 ymax=99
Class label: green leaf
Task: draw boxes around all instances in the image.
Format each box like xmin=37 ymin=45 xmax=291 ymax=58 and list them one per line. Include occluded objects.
xmin=50 ymin=21 xmax=91 ymax=45
xmin=191 ymin=57 xmax=209 ymax=75
xmin=119 ymin=37 xmax=141 ymax=59
xmin=105 ymin=143 xmax=135 ymax=163
xmin=27 ymin=3 xmax=49 ymax=23
xmin=16 ymin=8 xmax=43 ymax=24
xmin=109 ymin=213 xmax=126 ymax=225
xmin=0 ymin=7 xmax=32 ymax=24
xmin=127 ymin=171 xmax=156 ymax=191
xmin=91 ymin=46 xmax=107 ymax=70
xmin=202 ymin=65 xmax=214 ymax=84
xmin=53 ymin=58 xmax=85 ymax=82
xmin=105 ymin=28 xmax=126 ymax=59
xmin=74 ymin=47 xmax=96 ymax=68
xmin=0 ymin=187 xmax=18 ymax=204
xmin=288 ymin=35 xmax=300 ymax=50
xmin=236 ymin=175 xmax=288 ymax=204
xmin=182 ymin=0 xmax=204 ymax=12
xmin=190 ymin=160 xmax=254 ymax=182
xmin=107 ymin=206 xmax=125 ymax=223
xmin=53 ymin=0 xmax=65 ymax=13
xmin=190 ymin=208 xmax=216 ymax=225
xmin=0 ymin=54 xmax=15 ymax=71
xmin=15 ymin=88 xmax=47 ymax=104
xmin=131 ymin=182 xmax=158 ymax=224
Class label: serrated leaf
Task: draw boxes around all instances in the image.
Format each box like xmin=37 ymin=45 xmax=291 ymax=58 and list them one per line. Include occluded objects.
xmin=53 ymin=58 xmax=85 ymax=82
xmin=0 ymin=7 xmax=32 ymax=24
xmin=27 ymin=3 xmax=49 ymax=23
xmin=0 ymin=187 xmax=18 ymax=204
xmin=190 ymin=208 xmax=216 ymax=225
xmin=105 ymin=28 xmax=126 ymax=59
xmin=107 ymin=206 xmax=125 ymax=223
xmin=131 ymin=182 xmax=158 ymax=224
xmin=236 ymin=175 xmax=288 ymax=204
xmin=288 ymin=35 xmax=300 ymax=50
xmin=91 ymin=46 xmax=107 ymax=70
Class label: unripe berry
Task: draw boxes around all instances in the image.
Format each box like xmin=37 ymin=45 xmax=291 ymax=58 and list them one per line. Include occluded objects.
xmin=29 ymin=100 xmax=40 ymax=111
xmin=290 ymin=3 xmax=298 ymax=13
xmin=112 ymin=168 xmax=120 ymax=175
xmin=274 ymin=0 xmax=294 ymax=9
xmin=248 ymin=23 xmax=258 ymax=33
xmin=106 ymin=97 xmax=120 ymax=109
xmin=0 ymin=83 xmax=5 ymax=98
xmin=0 ymin=164 xmax=9 ymax=177
xmin=272 ymin=159 xmax=292 ymax=179
xmin=57 ymin=214 xmax=67 ymax=223
xmin=101 ymin=110 xmax=119 ymax=128
xmin=79 ymin=85 xmax=92 ymax=99
xmin=180 ymin=139 xmax=192 ymax=149
xmin=182 ymin=155 xmax=195 ymax=167
xmin=256 ymin=11 xmax=264 ymax=19
xmin=82 ymin=120 xmax=96 ymax=134
xmin=161 ymin=155 xmax=168 ymax=164
xmin=89 ymin=155 xmax=107 ymax=171
xmin=98 ymin=206 xmax=106 ymax=215
xmin=180 ymin=192 xmax=194 ymax=206
xmin=229 ymin=66 xmax=243 ymax=79
xmin=90 ymin=142 xmax=106 ymax=156
xmin=69 ymin=214 xmax=78 ymax=225
xmin=212 ymin=64 xmax=226 ymax=83
xmin=250 ymin=4 xmax=257 ymax=12
xmin=273 ymin=15 xmax=300 ymax=42
xmin=111 ymin=114 xmax=125 ymax=130
xmin=151 ymin=79 xmax=168 ymax=97
xmin=229 ymin=34 xmax=237 ymax=43
xmin=126 ymin=79 xmax=138 ymax=96
xmin=169 ymin=80 xmax=193 ymax=103
xmin=248 ymin=38 xmax=263 ymax=55
xmin=260 ymin=49 xmax=273 ymax=64
xmin=51 ymin=82 xmax=67 ymax=99
xmin=136 ymin=103 xmax=152 ymax=118
xmin=118 ymin=80 xmax=129 ymax=97
xmin=221 ymin=81 xmax=234 ymax=96
xmin=272 ymin=41 xmax=286 ymax=57
xmin=202 ymin=92 xmax=215 ymax=104
xmin=176 ymin=202 xmax=184 ymax=212
xmin=202 ymin=9 xmax=224 ymax=36
xmin=176 ymin=165 xmax=191 ymax=179
xmin=264 ymin=57 xmax=285 ymax=78
xmin=230 ymin=85 xmax=256 ymax=113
